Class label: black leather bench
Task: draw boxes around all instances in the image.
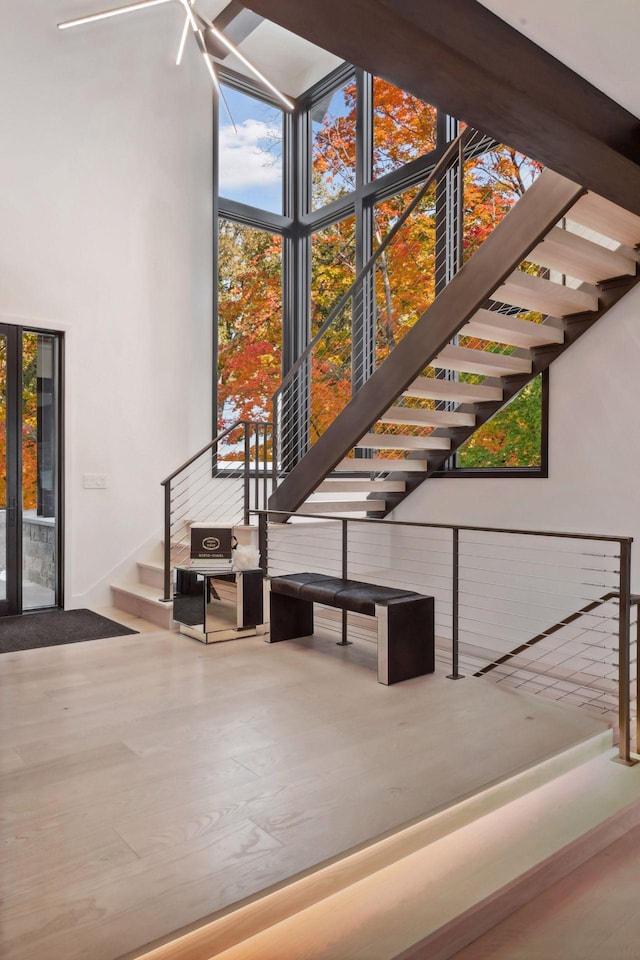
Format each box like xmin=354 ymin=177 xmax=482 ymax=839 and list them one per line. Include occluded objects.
xmin=268 ymin=572 xmax=435 ymax=685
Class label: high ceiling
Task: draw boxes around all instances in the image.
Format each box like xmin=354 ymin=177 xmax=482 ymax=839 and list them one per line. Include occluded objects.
xmin=215 ymin=0 xmax=640 ymax=114
xmin=478 ymin=0 xmax=640 ymax=118
xmin=181 ymin=0 xmax=343 ymax=98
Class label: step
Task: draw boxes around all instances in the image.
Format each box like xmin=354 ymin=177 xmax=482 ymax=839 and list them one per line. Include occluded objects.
xmin=403 ymin=376 xmax=503 ymax=404
xmin=111 ymin=582 xmax=174 ymax=630
xmin=567 ymin=191 xmax=640 ymax=247
xmin=379 ymin=405 xmax=475 ymax=429
xmin=135 ymin=732 xmax=624 ymax=960
xmin=300 ymin=499 xmax=387 ymax=515
xmin=530 ymin=225 xmax=637 ymax=284
xmin=137 ymin=560 xmax=164 ymax=591
xmin=463 ymin=308 xmax=564 ymax=348
xmin=318 ymin=478 xmax=406 ymax=493
xmin=431 ymin=344 xmax=532 ymax=378
xmin=335 ymin=457 xmax=428 ymax=473
xmin=494 ymin=269 xmax=599 ymax=316
xmin=356 ymin=432 xmax=451 ymax=451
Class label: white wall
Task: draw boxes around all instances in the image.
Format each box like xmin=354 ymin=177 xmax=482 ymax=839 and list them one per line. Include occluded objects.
xmin=393 ymin=286 xmax=640 ymax=588
xmin=0 ymin=0 xmax=214 ymax=606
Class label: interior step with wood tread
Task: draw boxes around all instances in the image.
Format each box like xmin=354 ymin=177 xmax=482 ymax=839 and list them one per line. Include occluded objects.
xmin=302 ymin=498 xmax=386 ymax=514
xmin=356 ymin=432 xmax=451 ymax=451
xmin=379 ymin=406 xmax=476 ymax=428
xmin=494 ymin=269 xmax=599 ymax=316
xmin=431 ymin=343 xmax=532 ymax=378
xmin=334 ymin=457 xmax=429 ymax=473
xmin=530 ymin=225 xmax=637 ymax=284
xmin=567 ymin=191 xmax=640 ymax=247
xmin=318 ymin=478 xmax=406 ymax=493
xmin=462 ymin=308 xmax=564 ymax=348
xmin=403 ymin=376 xmax=503 ymax=404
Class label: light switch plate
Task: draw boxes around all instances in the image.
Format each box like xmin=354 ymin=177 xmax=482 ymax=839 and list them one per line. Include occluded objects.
xmin=83 ymin=474 xmax=108 ymax=489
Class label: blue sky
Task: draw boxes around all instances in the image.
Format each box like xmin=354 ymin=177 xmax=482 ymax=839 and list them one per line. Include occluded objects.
xmin=218 ymin=85 xmax=283 ymax=213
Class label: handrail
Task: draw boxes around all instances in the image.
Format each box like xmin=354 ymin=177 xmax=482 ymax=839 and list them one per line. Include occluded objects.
xmin=161 ymin=418 xmax=247 ymax=487
xmin=271 ymin=126 xmax=476 ymax=406
xmin=251 ymin=508 xmax=633 ymax=544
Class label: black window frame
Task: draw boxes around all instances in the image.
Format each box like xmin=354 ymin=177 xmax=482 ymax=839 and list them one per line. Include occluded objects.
xmin=213 ymin=63 xmax=549 ymax=479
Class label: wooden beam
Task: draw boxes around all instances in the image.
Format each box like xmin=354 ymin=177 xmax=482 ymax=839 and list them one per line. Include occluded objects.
xmin=269 ymin=169 xmax=585 ymax=514
xmin=241 ymin=0 xmax=640 ymax=214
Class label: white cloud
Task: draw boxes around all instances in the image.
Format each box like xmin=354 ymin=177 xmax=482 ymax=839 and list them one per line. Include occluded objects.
xmin=219 ymin=119 xmax=282 ymax=190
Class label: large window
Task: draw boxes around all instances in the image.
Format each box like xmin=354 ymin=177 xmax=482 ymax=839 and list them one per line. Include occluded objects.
xmin=218 ymin=84 xmax=283 ymax=214
xmin=217 ymin=220 xmax=282 ymax=429
xmin=214 ymin=67 xmax=548 ymax=476
xmin=373 ymin=78 xmax=437 ymax=178
xmin=311 ymin=78 xmax=357 ymax=210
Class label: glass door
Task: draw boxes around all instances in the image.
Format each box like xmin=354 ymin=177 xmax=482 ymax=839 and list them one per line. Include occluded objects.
xmin=0 ymin=325 xmax=62 ymax=615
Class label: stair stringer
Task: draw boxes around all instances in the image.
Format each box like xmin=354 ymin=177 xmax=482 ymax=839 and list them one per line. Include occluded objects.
xmin=269 ymin=169 xmax=586 ymax=515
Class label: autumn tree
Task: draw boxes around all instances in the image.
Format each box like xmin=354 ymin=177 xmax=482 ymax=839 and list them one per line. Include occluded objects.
xmin=217 ymin=76 xmax=544 ymax=467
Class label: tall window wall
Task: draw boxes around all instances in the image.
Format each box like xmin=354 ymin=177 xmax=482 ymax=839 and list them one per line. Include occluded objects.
xmin=215 ymin=66 xmax=547 ymax=475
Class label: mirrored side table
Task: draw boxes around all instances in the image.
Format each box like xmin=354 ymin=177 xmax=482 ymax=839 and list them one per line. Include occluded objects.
xmin=173 ymin=567 xmax=265 ymax=643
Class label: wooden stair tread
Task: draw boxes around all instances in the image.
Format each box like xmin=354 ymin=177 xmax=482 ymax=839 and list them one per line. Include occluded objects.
xmin=319 ymin=479 xmax=406 ymax=492
xmin=379 ymin=406 xmax=475 ymax=428
xmin=494 ymin=270 xmax=599 ymax=316
xmin=335 ymin=458 xmax=428 ymax=473
xmin=403 ymin=376 xmax=503 ymax=404
xmin=530 ymin=225 xmax=637 ymax=284
xmin=431 ymin=344 xmax=532 ymax=378
xmin=567 ymin=191 xmax=640 ymax=247
xmin=356 ymin=432 xmax=451 ymax=451
xmin=462 ymin=308 xmax=564 ymax=348
xmin=301 ymin=499 xmax=386 ymax=514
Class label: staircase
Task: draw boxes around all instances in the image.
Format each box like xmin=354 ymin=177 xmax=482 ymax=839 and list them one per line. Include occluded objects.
xmin=270 ymin=171 xmax=640 ymax=518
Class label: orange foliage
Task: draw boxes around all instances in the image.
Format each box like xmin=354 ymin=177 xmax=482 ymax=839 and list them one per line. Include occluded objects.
xmin=218 ymin=80 xmax=543 ymax=465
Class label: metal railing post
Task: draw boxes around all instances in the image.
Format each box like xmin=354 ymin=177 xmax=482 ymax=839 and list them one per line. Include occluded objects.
xmin=447 ymin=527 xmax=464 ymax=679
xmin=635 ymin=597 xmax=640 ymax=757
xmin=258 ymin=511 xmax=268 ymax=574
xmin=243 ymin=425 xmax=251 ymax=526
xmin=616 ymin=540 xmax=636 ymax=764
xmin=337 ymin=518 xmax=352 ymax=647
xmin=162 ymin=481 xmax=172 ymax=602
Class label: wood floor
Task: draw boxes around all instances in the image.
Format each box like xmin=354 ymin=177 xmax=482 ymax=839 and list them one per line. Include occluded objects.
xmin=451 ymin=818 xmax=640 ymax=960
xmin=0 ymin=618 xmax=608 ymax=960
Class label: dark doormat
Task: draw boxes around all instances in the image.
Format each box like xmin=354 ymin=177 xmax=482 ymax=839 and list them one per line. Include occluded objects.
xmin=0 ymin=609 xmax=138 ymax=654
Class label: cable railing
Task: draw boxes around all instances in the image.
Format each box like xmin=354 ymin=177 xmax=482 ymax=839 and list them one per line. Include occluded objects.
xmin=160 ymin=420 xmax=272 ymax=601
xmin=271 ymin=126 xmax=548 ymax=478
xmin=272 ymin=126 xmax=494 ymax=476
xmin=255 ymin=509 xmax=637 ymax=765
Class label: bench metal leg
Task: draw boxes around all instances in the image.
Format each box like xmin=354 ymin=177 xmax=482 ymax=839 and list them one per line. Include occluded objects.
xmin=268 ymin=591 xmax=314 ymax=643
xmin=376 ymin=596 xmax=435 ymax=685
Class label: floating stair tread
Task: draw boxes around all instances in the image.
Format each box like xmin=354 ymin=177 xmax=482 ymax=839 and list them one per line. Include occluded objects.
xmin=379 ymin=406 xmax=475 ymax=428
xmin=531 ymin=226 xmax=637 ymax=284
xmin=494 ymin=269 xmax=598 ymax=316
xmin=403 ymin=376 xmax=503 ymax=404
xmin=432 ymin=344 xmax=532 ymax=378
xmin=335 ymin=458 xmax=428 ymax=473
xmin=301 ymin=499 xmax=386 ymax=514
xmin=568 ymin=191 xmax=640 ymax=248
xmin=319 ymin=479 xmax=406 ymax=493
xmin=463 ymin=308 xmax=564 ymax=348
xmin=356 ymin=432 xmax=451 ymax=451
